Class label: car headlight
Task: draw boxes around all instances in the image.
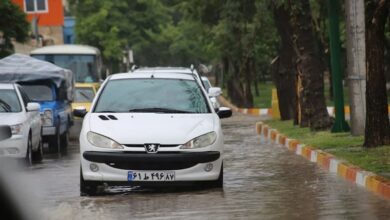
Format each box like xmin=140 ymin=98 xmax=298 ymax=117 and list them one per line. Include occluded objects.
xmin=10 ymin=124 xmax=22 ymax=135
xmin=87 ymin=131 xmax=123 ymax=149
xmin=41 ymin=109 xmax=53 ymax=126
xmin=181 ymin=132 xmax=217 ymax=149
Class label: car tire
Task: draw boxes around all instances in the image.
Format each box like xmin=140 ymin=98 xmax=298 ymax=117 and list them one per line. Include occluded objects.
xmin=32 ymin=139 xmax=43 ymax=162
xmin=206 ymin=163 xmax=223 ymax=188
xmin=25 ymin=134 xmax=33 ymax=166
xmin=60 ymin=129 xmax=69 ymax=150
xmin=48 ymin=123 xmax=61 ymax=154
xmin=80 ymin=167 xmax=98 ymax=196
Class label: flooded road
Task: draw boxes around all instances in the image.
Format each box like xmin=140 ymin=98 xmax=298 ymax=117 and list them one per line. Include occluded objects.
xmin=18 ymin=114 xmax=390 ymax=219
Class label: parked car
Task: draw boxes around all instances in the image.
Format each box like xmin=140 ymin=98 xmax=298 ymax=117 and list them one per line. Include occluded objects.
xmin=20 ymin=80 xmax=73 ymax=153
xmin=0 ymin=54 xmax=75 ymax=154
xmin=133 ymin=67 xmax=222 ymax=109
xmin=75 ymin=70 xmax=232 ymax=195
xmin=201 ymin=76 xmax=221 ymax=109
xmin=0 ymin=83 xmax=43 ymax=164
xmin=72 ymin=83 xmax=97 ymax=115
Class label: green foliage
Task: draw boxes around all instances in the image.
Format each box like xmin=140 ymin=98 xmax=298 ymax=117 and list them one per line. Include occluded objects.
xmin=0 ymin=0 xmax=29 ymax=58
xmin=72 ymin=0 xmax=171 ymax=65
xmin=72 ymin=0 xmax=278 ymax=77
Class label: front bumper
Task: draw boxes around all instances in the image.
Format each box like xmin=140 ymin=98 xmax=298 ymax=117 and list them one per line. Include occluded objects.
xmin=81 ymin=151 xmax=222 ymax=182
xmin=42 ymin=126 xmax=56 ymax=136
xmin=0 ymin=135 xmax=27 ymax=158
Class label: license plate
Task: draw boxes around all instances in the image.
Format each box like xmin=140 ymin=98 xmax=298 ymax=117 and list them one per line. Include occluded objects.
xmin=128 ymin=171 xmax=175 ymax=182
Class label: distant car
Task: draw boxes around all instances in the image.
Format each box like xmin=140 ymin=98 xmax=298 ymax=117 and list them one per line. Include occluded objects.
xmin=201 ymin=76 xmax=221 ymax=109
xmin=0 ymin=83 xmax=43 ymax=164
xmin=133 ymin=67 xmax=222 ymax=109
xmin=75 ymin=71 xmax=232 ymax=195
xmin=72 ymin=83 xmax=97 ymax=114
xmin=20 ymin=80 xmax=73 ymax=153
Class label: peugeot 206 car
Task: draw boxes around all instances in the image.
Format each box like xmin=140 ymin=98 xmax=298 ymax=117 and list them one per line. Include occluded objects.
xmin=74 ymin=70 xmax=232 ymax=195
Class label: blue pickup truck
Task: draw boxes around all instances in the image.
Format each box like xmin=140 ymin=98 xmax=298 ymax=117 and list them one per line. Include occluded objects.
xmin=0 ymin=54 xmax=75 ymax=153
xmin=20 ymin=80 xmax=73 ymax=152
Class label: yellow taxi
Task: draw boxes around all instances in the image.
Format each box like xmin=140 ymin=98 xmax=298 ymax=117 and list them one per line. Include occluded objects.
xmin=72 ymin=83 xmax=98 ymax=116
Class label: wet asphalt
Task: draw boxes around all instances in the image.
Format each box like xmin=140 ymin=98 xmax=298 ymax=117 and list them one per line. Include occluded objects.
xmin=13 ymin=114 xmax=390 ymax=220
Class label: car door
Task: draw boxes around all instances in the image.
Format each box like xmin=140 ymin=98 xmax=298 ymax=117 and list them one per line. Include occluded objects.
xmin=17 ymin=86 xmax=41 ymax=147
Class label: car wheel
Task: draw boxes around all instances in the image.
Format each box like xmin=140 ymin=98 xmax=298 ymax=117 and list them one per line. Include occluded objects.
xmin=25 ymin=134 xmax=33 ymax=166
xmin=206 ymin=163 xmax=223 ymax=188
xmin=32 ymin=139 xmax=43 ymax=162
xmin=48 ymin=123 xmax=61 ymax=154
xmin=80 ymin=167 xmax=98 ymax=196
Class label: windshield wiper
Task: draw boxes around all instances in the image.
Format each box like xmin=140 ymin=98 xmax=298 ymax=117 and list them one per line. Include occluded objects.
xmin=129 ymin=108 xmax=192 ymax=113
xmin=79 ymin=91 xmax=92 ymax=101
xmin=0 ymin=99 xmax=11 ymax=112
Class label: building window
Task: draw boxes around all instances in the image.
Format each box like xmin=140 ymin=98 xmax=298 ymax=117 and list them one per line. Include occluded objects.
xmin=24 ymin=0 xmax=48 ymax=13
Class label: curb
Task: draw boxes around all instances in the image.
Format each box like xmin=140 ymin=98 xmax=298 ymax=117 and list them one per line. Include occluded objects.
xmin=256 ymin=121 xmax=390 ymax=200
xmin=233 ymin=106 xmax=390 ymax=117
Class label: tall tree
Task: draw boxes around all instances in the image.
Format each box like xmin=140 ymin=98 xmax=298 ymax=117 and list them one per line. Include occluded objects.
xmin=270 ymin=3 xmax=296 ymax=120
xmin=0 ymin=0 xmax=29 ymax=58
xmin=289 ymin=0 xmax=332 ymax=130
xmin=364 ymin=0 xmax=390 ymax=147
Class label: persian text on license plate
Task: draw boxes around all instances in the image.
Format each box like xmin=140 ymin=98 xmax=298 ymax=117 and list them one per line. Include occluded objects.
xmin=128 ymin=171 xmax=175 ymax=181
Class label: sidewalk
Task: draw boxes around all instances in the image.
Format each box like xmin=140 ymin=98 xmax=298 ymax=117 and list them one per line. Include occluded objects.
xmin=218 ymin=96 xmax=390 ymax=200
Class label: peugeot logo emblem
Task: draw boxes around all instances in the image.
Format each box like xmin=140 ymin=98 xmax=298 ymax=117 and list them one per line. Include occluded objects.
xmin=144 ymin=144 xmax=159 ymax=153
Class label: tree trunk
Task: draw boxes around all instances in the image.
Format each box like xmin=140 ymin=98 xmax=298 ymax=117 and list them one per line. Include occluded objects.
xmin=290 ymin=0 xmax=332 ymax=130
xmin=272 ymin=4 xmax=296 ymax=120
xmin=364 ymin=0 xmax=390 ymax=147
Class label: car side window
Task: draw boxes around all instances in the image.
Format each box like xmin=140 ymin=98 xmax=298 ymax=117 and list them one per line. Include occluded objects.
xmin=17 ymin=86 xmax=31 ymax=107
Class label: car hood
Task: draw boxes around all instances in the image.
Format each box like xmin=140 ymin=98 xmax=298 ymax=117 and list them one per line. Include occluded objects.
xmin=88 ymin=113 xmax=215 ymax=145
xmin=0 ymin=112 xmax=25 ymax=125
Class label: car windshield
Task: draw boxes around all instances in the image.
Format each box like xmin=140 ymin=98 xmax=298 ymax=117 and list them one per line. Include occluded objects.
xmin=21 ymin=85 xmax=53 ymax=101
xmin=0 ymin=89 xmax=21 ymax=113
xmin=202 ymin=79 xmax=212 ymax=91
xmin=32 ymin=54 xmax=99 ymax=83
xmin=94 ymin=78 xmax=210 ymax=113
xmin=75 ymin=87 xmax=95 ymax=102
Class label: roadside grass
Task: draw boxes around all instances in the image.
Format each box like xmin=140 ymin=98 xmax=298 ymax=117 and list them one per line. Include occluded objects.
xmin=266 ymin=120 xmax=390 ymax=176
xmin=252 ymin=82 xmax=273 ymax=108
xmin=252 ymin=82 xmax=349 ymax=108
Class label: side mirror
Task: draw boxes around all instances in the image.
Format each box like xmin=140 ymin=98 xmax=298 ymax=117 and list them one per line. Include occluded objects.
xmin=217 ymin=107 xmax=232 ymax=119
xmin=26 ymin=102 xmax=40 ymax=112
xmin=208 ymin=87 xmax=222 ymax=97
xmin=0 ymin=125 xmax=12 ymax=141
xmin=73 ymin=107 xmax=88 ymax=118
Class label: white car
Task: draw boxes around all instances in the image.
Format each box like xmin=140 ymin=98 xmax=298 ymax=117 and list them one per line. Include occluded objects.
xmin=201 ymin=76 xmax=221 ymax=109
xmin=0 ymin=83 xmax=43 ymax=164
xmin=133 ymin=67 xmax=222 ymax=108
xmin=75 ymin=71 xmax=232 ymax=195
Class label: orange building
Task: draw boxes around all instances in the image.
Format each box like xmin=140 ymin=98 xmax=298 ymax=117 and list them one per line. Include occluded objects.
xmin=12 ymin=0 xmax=64 ymax=45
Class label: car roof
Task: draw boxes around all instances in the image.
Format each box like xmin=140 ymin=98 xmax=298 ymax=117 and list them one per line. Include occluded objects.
xmin=30 ymin=44 xmax=100 ymax=55
xmin=132 ymin=67 xmax=200 ymax=76
xmin=0 ymin=83 xmax=16 ymax=90
xmin=109 ymin=72 xmax=196 ymax=81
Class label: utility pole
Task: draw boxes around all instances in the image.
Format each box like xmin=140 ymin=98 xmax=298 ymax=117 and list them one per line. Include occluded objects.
xmin=345 ymin=0 xmax=366 ymax=135
xmin=327 ymin=0 xmax=350 ymax=132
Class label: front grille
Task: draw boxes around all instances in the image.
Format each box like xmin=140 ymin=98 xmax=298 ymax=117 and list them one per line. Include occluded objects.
xmin=124 ymin=144 xmax=180 ymax=148
xmin=106 ymin=161 xmax=198 ymax=170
